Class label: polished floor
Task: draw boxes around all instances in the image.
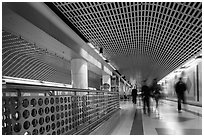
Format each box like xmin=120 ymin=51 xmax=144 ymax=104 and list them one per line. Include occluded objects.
xmin=110 ymin=98 xmax=202 ymax=135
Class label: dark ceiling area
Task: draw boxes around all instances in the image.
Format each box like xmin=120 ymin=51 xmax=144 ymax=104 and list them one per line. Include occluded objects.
xmin=45 ymin=2 xmax=202 ymax=83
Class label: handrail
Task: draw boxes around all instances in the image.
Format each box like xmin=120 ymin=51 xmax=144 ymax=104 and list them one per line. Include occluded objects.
xmin=2 ymin=79 xmax=120 ymax=135
xmin=3 ymin=79 xmax=118 ymax=94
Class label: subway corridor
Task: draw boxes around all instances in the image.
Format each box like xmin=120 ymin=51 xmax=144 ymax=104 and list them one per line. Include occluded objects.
xmin=91 ymin=98 xmax=202 ymax=135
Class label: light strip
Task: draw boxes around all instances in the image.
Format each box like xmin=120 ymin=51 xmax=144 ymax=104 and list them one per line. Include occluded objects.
xmin=160 ymin=54 xmax=202 ymax=83
xmin=87 ymin=42 xmax=100 ymax=54
xmin=87 ymin=42 xmax=95 ymax=49
xmin=2 ymin=76 xmax=72 ymax=88
xmin=182 ymin=58 xmax=196 ymax=68
xmin=87 ymin=43 xmax=115 ymax=71
xmin=108 ymin=63 xmax=117 ymax=70
xmin=94 ymin=49 xmax=99 ymax=54
xmin=99 ymin=54 xmax=107 ymax=60
xmin=80 ymin=48 xmax=102 ymax=69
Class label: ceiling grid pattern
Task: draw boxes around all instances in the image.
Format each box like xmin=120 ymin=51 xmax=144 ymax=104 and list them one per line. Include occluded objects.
xmin=50 ymin=2 xmax=202 ymax=81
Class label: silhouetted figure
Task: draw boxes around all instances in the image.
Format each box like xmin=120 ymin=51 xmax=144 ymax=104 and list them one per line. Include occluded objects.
xmin=151 ymin=78 xmax=161 ymax=108
xmin=141 ymin=80 xmax=151 ymax=115
xmin=175 ymin=77 xmax=187 ymax=113
xmin=132 ymin=86 xmax=138 ymax=104
xmin=124 ymin=92 xmax=127 ymax=100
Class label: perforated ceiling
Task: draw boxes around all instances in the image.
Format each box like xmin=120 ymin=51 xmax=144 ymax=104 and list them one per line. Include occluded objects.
xmin=47 ymin=2 xmax=202 ymax=83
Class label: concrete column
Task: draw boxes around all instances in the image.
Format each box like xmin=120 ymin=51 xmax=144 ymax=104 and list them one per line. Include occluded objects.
xmin=123 ymin=84 xmax=126 ymax=93
xmin=71 ymin=58 xmax=88 ymax=90
xmin=118 ymin=77 xmax=121 ymax=92
xmin=102 ymin=75 xmax=111 ymax=91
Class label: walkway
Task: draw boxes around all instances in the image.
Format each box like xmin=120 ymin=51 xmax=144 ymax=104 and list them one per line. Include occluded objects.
xmin=110 ymin=99 xmax=202 ymax=135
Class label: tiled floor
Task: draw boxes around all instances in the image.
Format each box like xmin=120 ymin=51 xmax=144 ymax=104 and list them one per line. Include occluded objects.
xmin=110 ymin=98 xmax=202 ymax=135
xmin=110 ymin=101 xmax=137 ymax=135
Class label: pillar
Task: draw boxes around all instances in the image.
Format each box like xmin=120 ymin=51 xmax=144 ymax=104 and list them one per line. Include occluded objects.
xmin=118 ymin=77 xmax=121 ymax=92
xmin=102 ymin=75 xmax=111 ymax=91
xmin=71 ymin=58 xmax=88 ymax=90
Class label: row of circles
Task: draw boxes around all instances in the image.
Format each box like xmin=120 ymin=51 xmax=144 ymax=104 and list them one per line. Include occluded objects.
xmin=3 ymin=108 xmax=101 ymax=132
xmin=3 ymin=103 xmax=90 ymax=116
xmin=8 ymin=107 xmax=107 ymax=133
xmin=3 ymin=113 xmax=117 ymax=134
xmin=2 ymin=97 xmax=118 ymax=135
xmin=3 ymin=101 xmax=113 ymax=115
xmin=3 ymin=112 xmax=90 ymax=132
xmin=2 ymin=96 xmax=93 ymax=109
xmin=3 ymin=96 xmax=116 ymax=110
xmin=3 ymin=103 xmax=113 ymax=122
xmin=11 ymin=117 xmax=90 ymax=134
xmin=10 ymin=107 xmax=89 ymax=121
xmin=18 ymin=97 xmax=85 ymax=108
xmin=3 ymin=104 xmax=88 ymax=118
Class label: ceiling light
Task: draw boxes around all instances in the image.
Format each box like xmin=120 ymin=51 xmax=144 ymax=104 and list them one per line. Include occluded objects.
xmin=108 ymin=62 xmax=117 ymax=70
xmin=87 ymin=42 xmax=95 ymax=48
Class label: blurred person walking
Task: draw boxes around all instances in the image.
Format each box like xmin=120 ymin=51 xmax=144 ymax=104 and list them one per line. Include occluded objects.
xmin=141 ymin=80 xmax=151 ymax=115
xmin=175 ymin=77 xmax=187 ymax=113
xmin=132 ymin=85 xmax=138 ymax=104
xmin=151 ymin=78 xmax=161 ymax=109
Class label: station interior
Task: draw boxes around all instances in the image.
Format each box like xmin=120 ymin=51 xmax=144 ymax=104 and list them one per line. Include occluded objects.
xmin=2 ymin=2 xmax=202 ymax=135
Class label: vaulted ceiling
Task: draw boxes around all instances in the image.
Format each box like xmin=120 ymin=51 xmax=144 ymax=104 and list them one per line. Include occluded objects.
xmin=46 ymin=2 xmax=202 ymax=83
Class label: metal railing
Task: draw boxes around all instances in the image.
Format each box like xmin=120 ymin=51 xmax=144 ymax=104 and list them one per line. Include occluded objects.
xmin=2 ymin=82 xmax=120 ymax=135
